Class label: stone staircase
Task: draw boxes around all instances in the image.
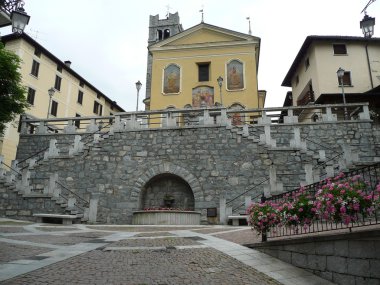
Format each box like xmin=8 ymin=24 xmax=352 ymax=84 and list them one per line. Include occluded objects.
xmin=0 ymin=126 xmax=112 ymax=223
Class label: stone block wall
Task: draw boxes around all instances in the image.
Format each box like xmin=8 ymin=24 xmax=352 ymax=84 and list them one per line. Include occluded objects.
xmin=248 ymin=229 xmax=380 ymax=284
xmin=7 ymin=120 xmax=379 ymax=224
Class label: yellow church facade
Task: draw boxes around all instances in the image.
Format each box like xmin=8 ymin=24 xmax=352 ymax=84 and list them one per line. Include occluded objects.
xmin=145 ymin=21 xmax=264 ymax=112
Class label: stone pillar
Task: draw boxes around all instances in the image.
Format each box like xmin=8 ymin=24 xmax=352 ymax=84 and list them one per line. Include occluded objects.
xmin=69 ymin=135 xmax=84 ymax=156
xmin=325 ymin=161 xmax=335 ymax=178
xmin=89 ymin=193 xmax=100 ymax=223
xmin=244 ymin=196 xmax=251 ymax=211
xmin=46 ymin=173 xmax=59 ymax=197
xmin=166 ymin=112 xmax=177 ymax=127
xmin=242 ymin=124 xmax=249 ymax=137
xmin=359 ymin=105 xmax=371 ymax=120
xmin=67 ymin=197 xmax=76 ymax=209
xmin=284 ymin=109 xmax=299 ymax=124
xmin=44 ymin=139 xmax=59 ymax=159
xmin=304 ymin=164 xmax=314 ymax=185
xmin=123 ymin=114 xmax=137 ymax=129
xmin=86 ymin=119 xmax=98 ymax=132
xmin=219 ymin=195 xmax=226 ymax=224
xmin=219 ymin=109 xmax=229 ymax=126
xmin=20 ymin=115 xmax=28 ymax=134
xmin=290 ymin=127 xmax=306 ymax=150
xmin=269 ymin=165 xmax=283 ymax=195
xmin=36 ymin=121 xmax=48 ymax=134
xmin=260 ymin=125 xmax=276 ymax=147
xmin=112 ymin=115 xmax=123 ymax=132
xmin=93 ymin=134 xmax=101 ymax=144
xmin=64 ymin=120 xmax=77 ymax=134
xmin=322 ymin=107 xmax=337 ymax=122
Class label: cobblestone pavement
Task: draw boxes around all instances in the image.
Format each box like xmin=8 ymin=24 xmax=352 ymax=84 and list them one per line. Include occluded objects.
xmin=0 ymin=220 xmax=332 ymax=285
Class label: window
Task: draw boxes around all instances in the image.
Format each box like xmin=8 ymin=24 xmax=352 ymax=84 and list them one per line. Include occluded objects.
xmin=50 ymin=101 xmax=58 ymax=116
xmin=93 ymin=101 xmax=102 ymax=115
xmin=31 ymin=60 xmax=40 ymax=77
xmin=79 ymin=81 xmax=84 ymax=88
xmin=333 ymin=44 xmax=347 ymax=55
xmin=34 ymin=49 xmax=41 ymax=57
xmin=54 ymin=75 xmax=62 ymax=91
xmin=97 ymin=93 xmax=101 ymax=99
xmin=77 ymin=90 xmax=83 ymax=104
xmin=337 ymin=71 xmax=352 ymax=86
xmin=295 ymin=75 xmax=299 ymax=86
xmin=75 ymin=114 xmax=81 ymax=129
xmin=305 ymin=58 xmax=310 ymax=70
xmin=27 ymin=87 xmax=36 ymax=105
xmin=198 ymin=63 xmax=210 ymax=82
xmin=57 ymin=65 xmax=62 ymax=72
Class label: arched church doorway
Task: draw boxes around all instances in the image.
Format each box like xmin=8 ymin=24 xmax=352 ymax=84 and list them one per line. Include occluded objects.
xmin=140 ymin=174 xmax=194 ymax=210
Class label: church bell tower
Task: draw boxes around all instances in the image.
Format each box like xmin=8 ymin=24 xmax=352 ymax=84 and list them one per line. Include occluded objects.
xmin=144 ymin=12 xmax=183 ymax=110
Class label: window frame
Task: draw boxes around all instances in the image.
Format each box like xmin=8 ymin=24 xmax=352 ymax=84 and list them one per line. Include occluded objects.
xmin=93 ymin=101 xmax=102 ymax=115
xmin=31 ymin=60 xmax=40 ymax=77
xmin=54 ymin=75 xmax=62 ymax=91
xmin=333 ymin=44 xmax=347 ymax=55
xmin=77 ymin=90 xmax=83 ymax=104
xmin=50 ymin=100 xmax=58 ymax=117
xmin=27 ymin=87 xmax=36 ymax=105
xmin=197 ymin=62 xmax=210 ymax=82
xmin=338 ymin=71 xmax=352 ymax=86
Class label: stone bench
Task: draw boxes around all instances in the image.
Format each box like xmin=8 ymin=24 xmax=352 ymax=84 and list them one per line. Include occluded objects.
xmin=228 ymin=215 xmax=248 ymax=226
xmin=33 ymin=213 xmax=78 ymax=225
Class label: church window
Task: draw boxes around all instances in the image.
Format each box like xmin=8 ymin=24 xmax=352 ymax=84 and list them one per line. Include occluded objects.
xmin=197 ymin=62 xmax=210 ymax=82
xmin=164 ymin=29 xmax=170 ymax=39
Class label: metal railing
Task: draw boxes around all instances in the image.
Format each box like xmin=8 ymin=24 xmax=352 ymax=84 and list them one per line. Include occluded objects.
xmin=264 ymin=163 xmax=380 ymax=239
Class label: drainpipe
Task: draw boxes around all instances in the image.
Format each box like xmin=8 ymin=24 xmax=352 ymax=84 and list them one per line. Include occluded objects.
xmin=365 ymin=43 xmax=374 ymax=89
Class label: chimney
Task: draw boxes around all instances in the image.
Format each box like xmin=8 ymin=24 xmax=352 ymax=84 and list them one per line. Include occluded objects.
xmin=64 ymin=60 xmax=72 ymax=67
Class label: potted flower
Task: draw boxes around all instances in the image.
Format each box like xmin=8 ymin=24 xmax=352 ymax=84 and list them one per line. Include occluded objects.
xmin=247 ymin=201 xmax=280 ymax=241
xmin=314 ymin=174 xmax=379 ymax=225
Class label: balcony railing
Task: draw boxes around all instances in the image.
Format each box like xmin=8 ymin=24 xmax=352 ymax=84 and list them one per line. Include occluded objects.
xmin=0 ymin=0 xmax=23 ymax=16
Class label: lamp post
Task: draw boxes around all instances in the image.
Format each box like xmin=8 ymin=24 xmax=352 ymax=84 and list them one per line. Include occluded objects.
xmin=135 ymin=80 xmax=142 ymax=112
xmin=11 ymin=6 xmax=30 ymax=34
xmin=217 ymin=76 xmax=224 ymax=106
xmin=336 ymin=68 xmax=349 ymax=120
xmin=47 ymin=87 xmax=55 ymax=118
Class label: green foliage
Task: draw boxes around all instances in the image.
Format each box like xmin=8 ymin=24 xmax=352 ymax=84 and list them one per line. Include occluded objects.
xmin=0 ymin=42 xmax=29 ymax=135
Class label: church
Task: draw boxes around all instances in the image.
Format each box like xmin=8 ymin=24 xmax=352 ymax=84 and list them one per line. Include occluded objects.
xmin=143 ymin=13 xmax=266 ymax=112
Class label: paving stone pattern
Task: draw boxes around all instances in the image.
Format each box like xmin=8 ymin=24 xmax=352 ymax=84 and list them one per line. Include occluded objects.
xmin=0 ymin=221 xmax=333 ymax=285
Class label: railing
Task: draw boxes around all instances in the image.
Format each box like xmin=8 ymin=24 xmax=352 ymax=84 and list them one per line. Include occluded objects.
xmin=264 ymin=163 xmax=380 ymax=240
xmin=19 ymin=103 xmax=371 ymax=135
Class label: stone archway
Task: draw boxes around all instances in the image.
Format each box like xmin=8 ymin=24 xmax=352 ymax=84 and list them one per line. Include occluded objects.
xmin=132 ymin=163 xmax=203 ymax=207
xmin=140 ymin=174 xmax=194 ymax=210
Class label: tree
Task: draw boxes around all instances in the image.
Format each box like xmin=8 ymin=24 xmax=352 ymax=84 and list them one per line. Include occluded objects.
xmin=0 ymin=41 xmax=29 ymax=135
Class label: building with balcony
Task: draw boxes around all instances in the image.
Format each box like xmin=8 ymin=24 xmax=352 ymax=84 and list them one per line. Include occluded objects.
xmin=144 ymin=13 xmax=266 ymax=113
xmin=282 ymin=36 xmax=380 ymax=120
xmin=0 ymin=33 xmax=124 ymax=165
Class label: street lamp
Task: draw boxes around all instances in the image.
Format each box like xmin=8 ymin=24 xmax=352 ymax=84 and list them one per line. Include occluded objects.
xmin=11 ymin=7 xmax=30 ymax=34
xmin=135 ymin=80 xmax=142 ymax=112
xmin=360 ymin=14 xmax=375 ymax=38
xmin=217 ymin=76 xmax=224 ymax=106
xmin=336 ymin=67 xmax=349 ymax=120
xmin=47 ymin=87 xmax=55 ymax=118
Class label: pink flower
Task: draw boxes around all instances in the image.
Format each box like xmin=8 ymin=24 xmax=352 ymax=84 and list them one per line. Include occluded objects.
xmin=298 ymin=208 xmax=304 ymax=212
xmin=339 ymin=206 xmax=346 ymax=214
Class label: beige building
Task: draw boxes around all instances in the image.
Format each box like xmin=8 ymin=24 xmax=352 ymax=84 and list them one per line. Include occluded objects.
xmin=0 ymin=33 xmax=124 ymax=165
xmin=282 ymin=36 xmax=380 ymax=114
xmin=144 ymin=13 xmax=265 ymax=113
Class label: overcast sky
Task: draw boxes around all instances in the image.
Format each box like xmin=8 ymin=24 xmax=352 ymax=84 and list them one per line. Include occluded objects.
xmin=1 ymin=0 xmax=378 ymax=111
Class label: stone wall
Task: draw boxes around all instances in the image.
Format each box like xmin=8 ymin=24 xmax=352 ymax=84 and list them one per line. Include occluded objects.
xmin=10 ymin=120 xmax=377 ymax=224
xmin=247 ymin=229 xmax=380 ymax=284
